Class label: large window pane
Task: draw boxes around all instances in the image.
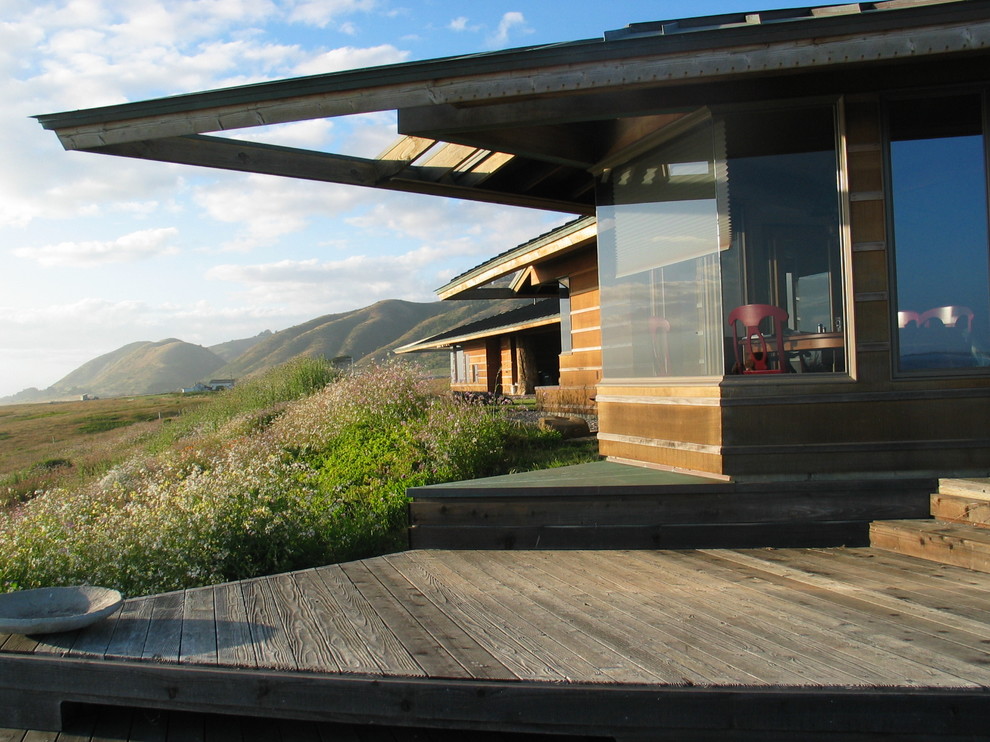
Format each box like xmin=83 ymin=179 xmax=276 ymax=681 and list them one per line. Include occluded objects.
xmin=719 ymin=106 xmax=845 ymax=375
xmin=598 ymin=122 xmax=724 ymax=378
xmin=889 ymin=94 xmax=990 ymax=371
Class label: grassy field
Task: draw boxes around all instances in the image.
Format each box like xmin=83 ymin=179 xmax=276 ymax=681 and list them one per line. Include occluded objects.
xmin=0 ymin=393 xmax=213 ymax=508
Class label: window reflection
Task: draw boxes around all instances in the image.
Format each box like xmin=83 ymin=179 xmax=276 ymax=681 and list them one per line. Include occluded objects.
xmin=598 ymin=123 xmax=724 ymax=377
xmin=597 ymin=104 xmax=845 ymax=379
xmin=889 ymin=94 xmax=990 ymax=371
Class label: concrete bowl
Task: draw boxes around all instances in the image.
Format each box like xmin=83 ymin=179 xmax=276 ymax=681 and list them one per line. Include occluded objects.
xmin=0 ymin=585 xmax=123 ymax=635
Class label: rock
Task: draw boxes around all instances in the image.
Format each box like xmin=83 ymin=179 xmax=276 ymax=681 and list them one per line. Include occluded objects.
xmin=538 ymin=416 xmax=592 ymax=439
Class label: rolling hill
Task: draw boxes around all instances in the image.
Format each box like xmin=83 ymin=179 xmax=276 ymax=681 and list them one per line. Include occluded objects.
xmin=1 ymin=298 xmax=530 ymax=404
xmin=46 ymin=339 xmax=226 ymax=398
xmin=214 ymin=298 xmax=521 ymax=379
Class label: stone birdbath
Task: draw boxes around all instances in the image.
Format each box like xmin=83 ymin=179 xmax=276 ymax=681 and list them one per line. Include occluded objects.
xmin=0 ymin=586 xmax=123 ymax=635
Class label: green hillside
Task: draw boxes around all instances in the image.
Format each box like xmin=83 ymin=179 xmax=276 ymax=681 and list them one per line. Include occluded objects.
xmin=213 ymin=298 xmax=525 ymax=379
xmin=50 ymin=339 xmax=226 ymax=398
xmin=208 ymin=330 xmax=273 ymax=361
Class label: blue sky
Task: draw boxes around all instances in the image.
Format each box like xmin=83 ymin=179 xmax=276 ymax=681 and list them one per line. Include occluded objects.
xmin=1 ymin=0 xmax=807 ymax=397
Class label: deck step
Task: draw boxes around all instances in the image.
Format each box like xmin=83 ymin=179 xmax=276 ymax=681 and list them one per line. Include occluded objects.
xmin=409 ymin=470 xmax=934 ymax=550
xmin=930 ymin=492 xmax=990 ymax=527
xmin=934 ymin=477 xmax=990 ymax=500
xmin=870 ymin=519 xmax=990 ymax=573
xmin=409 ymin=520 xmax=869 ymax=550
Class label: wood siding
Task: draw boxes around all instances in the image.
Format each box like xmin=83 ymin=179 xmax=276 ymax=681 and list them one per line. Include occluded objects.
xmin=540 ymin=250 xmax=601 ymax=414
xmin=450 ymin=340 xmax=490 ymax=394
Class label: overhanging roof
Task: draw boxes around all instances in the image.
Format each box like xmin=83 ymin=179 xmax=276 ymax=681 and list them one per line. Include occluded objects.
xmin=437 ymin=216 xmax=597 ymax=300
xmin=34 ymin=0 xmax=990 ymax=214
xmin=395 ymin=299 xmax=560 ymax=353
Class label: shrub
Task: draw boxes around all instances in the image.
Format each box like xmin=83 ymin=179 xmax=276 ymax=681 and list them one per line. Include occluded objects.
xmin=149 ymin=356 xmax=339 ymax=451
xmin=0 ymin=361 xmax=598 ymax=596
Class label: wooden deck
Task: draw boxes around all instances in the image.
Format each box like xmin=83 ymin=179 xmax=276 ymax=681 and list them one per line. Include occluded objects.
xmin=4 ymin=548 xmax=990 ymax=740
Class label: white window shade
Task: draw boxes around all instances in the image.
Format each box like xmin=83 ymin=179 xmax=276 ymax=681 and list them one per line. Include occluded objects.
xmin=609 ymin=199 xmax=720 ymax=278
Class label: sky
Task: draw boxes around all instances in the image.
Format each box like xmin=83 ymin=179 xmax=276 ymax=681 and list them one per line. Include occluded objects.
xmin=1 ymin=0 xmax=809 ymax=397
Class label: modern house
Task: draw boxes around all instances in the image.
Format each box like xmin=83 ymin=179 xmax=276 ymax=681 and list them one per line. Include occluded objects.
xmin=15 ymin=4 xmax=990 ymax=740
xmin=34 ymin=0 xmax=990 ymax=481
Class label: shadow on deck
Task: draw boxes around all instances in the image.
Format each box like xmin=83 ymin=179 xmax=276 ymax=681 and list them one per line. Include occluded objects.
xmin=408 ymin=461 xmax=936 ymax=550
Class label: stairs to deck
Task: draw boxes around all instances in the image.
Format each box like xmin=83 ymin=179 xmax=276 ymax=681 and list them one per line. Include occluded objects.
xmin=408 ymin=464 xmax=934 ymax=550
xmin=871 ymin=478 xmax=990 ymax=572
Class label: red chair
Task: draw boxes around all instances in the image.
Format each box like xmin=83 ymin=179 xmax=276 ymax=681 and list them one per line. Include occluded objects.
xmin=728 ymin=304 xmax=789 ymax=374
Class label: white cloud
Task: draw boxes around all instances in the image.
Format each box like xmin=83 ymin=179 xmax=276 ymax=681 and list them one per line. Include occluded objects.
xmin=346 ymin=197 xmax=565 ymax=252
xmin=206 ymin=252 xmax=439 ymax=312
xmin=203 ymin=198 xmax=569 ymax=313
xmin=292 ymin=44 xmax=408 ymax=75
xmin=218 ymin=119 xmax=336 ymax=149
xmin=194 ymin=175 xmax=375 ymax=250
xmin=0 ymin=295 xmax=300 ymax=394
xmin=287 ymin=0 xmax=377 ymax=28
xmin=13 ymin=227 xmax=180 ymax=267
xmin=488 ymin=11 xmax=531 ymax=49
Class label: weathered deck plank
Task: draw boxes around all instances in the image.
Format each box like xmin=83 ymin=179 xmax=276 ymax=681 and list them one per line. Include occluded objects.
xmin=546 ymin=549 xmax=869 ymax=686
xmin=103 ymin=596 xmax=152 ymax=661
xmin=405 ymin=550 xmax=608 ymax=682
xmin=265 ymin=572 xmax=342 ymax=673
xmin=239 ymin=578 xmax=294 ymax=670
xmin=307 ymin=565 xmax=422 ymax=677
xmin=336 ymin=560 xmax=464 ymax=678
xmin=455 ymin=550 xmax=706 ymax=684
xmin=505 ymin=549 xmax=813 ymax=685
xmin=142 ymin=591 xmax=183 ymax=663
xmin=741 ymin=546 xmax=990 ymax=623
xmin=648 ymin=549 xmax=983 ymax=686
xmin=697 ymin=550 xmax=990 ymax=685
xmin=368 ymin=555 xmax=517 ymax=680
xmin=213 ymin=582 xmax=256 ymax=669
xmin=621 ymin=549 xmax=953 ymax=686
xmin=437 ymin=550 xmax=667 ymax=683
xmin=179 ymin=586 xmax=218 ymax=666
xmin=385 ymin=552 xmax=568 ymax=682
xmin=7 ymin=549 xmax=990 ymax=739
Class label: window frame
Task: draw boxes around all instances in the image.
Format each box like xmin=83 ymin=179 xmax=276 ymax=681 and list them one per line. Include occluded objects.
xmin=595 ymin=96 xmax=854 ymax=385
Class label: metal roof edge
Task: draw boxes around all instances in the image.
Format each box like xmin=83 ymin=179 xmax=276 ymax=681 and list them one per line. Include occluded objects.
xmin=436 ymin=216 xmax=596 ymax=299
xmin=33 ymin=0 xmax=988 ymax=130
xmin=396 ymin=300 xmax=561 ymax=353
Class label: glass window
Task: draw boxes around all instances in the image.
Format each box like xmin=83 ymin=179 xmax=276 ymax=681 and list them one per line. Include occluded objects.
xmin=596 ymin=104 xmax=845 ymax=379
xmin=597 ymin=121 xmax=724 ymax=377
xmin=559 ymin=282 xmax=572 ymax=354
xmin=889 ymin=94 xmax=990 ymax=372
xmin=719 ymin=106 xmax=845 ymax=375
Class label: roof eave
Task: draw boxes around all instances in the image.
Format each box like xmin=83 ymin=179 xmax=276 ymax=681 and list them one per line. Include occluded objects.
xmin=35 ymin=1 xmax=990 ymax=152
xmin=395 ymin=314 xmax=561 ymax=353
xmin=437 ymin=217 xmax=597 ymax=300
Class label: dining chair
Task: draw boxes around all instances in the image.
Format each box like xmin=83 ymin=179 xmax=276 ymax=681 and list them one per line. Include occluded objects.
xmin=727 ymin=304 xmax=789 ymax=374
